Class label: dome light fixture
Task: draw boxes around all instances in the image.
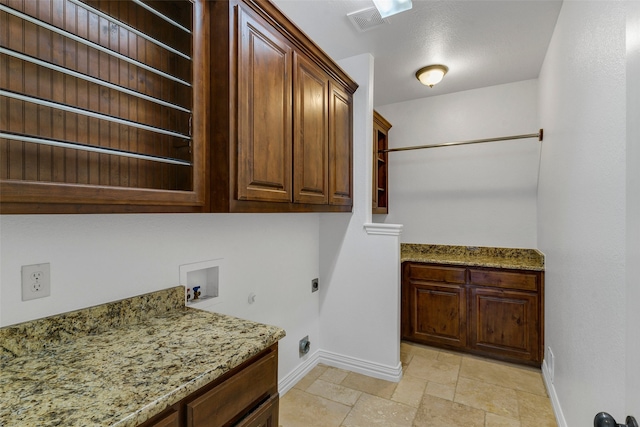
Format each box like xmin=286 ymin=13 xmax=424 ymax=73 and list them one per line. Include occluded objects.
xmin=415 ymin=64 xmax=449 ymax=88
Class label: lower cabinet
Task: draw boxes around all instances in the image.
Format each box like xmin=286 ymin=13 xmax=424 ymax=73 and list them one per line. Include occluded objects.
xmin=402 ymin=263 xmax=543 ymax=366
xmin=139 ymin=344 xmax=278 ymax=427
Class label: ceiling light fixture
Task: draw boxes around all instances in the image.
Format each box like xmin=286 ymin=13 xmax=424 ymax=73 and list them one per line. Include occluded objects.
xmin=372 ymin=0 xmax=412 ymax=18
xmin=415 ymin=64 xmax=449 ymax=88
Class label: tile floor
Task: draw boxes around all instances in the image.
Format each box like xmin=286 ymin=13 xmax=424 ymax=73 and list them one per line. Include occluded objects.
xmin=279 ymin=342 xmax=557 ymax=427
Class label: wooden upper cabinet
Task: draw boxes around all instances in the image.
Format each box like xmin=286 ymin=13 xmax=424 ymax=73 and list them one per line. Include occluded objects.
xmin=293 ymin=52 xmax=328 ymax=205
xmin=329 ymin=82 xmax=353 ymax=206
xmin=210 ymin=0 xmax=358 ymax=213
xmin=0 ymin=0 xmax=208 ymax=214
xmin=237 ymin=6 xmax=292 ymax=203
xmin=373 ymin=111 xmax=391 ymax=214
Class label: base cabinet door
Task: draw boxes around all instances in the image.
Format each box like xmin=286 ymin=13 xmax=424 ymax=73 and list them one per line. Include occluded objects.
xmin=409 ymin=281 xmax=467 ymax=349
xmin=469 ymin=287 xmax=540 ymax=364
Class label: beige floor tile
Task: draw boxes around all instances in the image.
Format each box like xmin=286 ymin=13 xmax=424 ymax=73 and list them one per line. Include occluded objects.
xmin=279 ymin=388 xmax=351 ymax=427
xmin=319 ymin=366 xmax=350 ymax=384
xmin=414 ymin=394 xmax=486 ymax=427
xmin=437 ymin=350 xmax=464 ymax=365
xmin=405 ymin=354 xmax=461 ymax=386
xmin=485 ymin=413 xmax=521 ymax=427
xmin=517 ymin=390 xmax=557 ymax=427
xmin=400 ymin=348 xmax=414 ymax=370
xmin=293 ymin=364 xmax=329 ymax=391
xmin=424 ymin=381 xmax=456 ymax=401
xmin=340 ymin=372 xmax=398 ymax=399
xmin=459 ymin=357 xmax=547 ymax=396
xmin=391 ymin=374 xmax=427 ymax=408
xmin=342 ymin=393 xmax=417 ymax=427
xmin=402 ymin=342 xmax=440 ymax=360
xmin=306 ymin=379 xmax=362 ymax=406
xmin=454 ymin=377 xmax=519 ymax=418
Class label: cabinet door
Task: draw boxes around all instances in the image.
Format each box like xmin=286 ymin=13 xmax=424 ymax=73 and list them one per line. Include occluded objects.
xmin=328 ymin=81 xmax=353 ymax=206
xmin=293 ymin=53 xmax=328 ymax=204
xmin=469 ymin=287 xmax=540 ymax=363
xmin=404 ymin=279 xmax=467 ymax=348
xmin=237 ymin=6 xmax=292 ymax=203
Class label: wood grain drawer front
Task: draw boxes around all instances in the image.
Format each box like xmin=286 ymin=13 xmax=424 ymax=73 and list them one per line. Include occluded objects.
xmin=143 ymin=409 xmax=180 ymax=427
xmin=409 ymin=264 xmax=466 ymax=284
xmin=236 ymin=394 xmax=279 ymax=427
xmin=186 ymin=351 xmax=277 ymax=427
xmin=468 ymin=269 xmax=539 ymax=291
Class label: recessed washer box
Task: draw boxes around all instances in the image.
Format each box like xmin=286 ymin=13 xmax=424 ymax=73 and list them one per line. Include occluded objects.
xmin=180 ymin=259 xmax=223 ymax=308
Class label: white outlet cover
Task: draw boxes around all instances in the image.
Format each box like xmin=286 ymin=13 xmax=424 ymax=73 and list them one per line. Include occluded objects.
xmin=21 ymin=263 xmax=51 ymax=301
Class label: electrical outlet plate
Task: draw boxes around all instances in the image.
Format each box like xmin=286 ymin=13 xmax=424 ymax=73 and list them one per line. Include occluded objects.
xmin=21 ymin=263 xmax=51 ymax=301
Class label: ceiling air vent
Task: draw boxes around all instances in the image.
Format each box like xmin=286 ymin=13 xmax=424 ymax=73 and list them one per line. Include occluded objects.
xmin=347 ymin=6 xmax=389 ymax=33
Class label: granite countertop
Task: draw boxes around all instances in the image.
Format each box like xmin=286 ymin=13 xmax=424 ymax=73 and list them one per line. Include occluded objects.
xmin=401 ymin=243 xmax=545 ymax=271
xmin=0 ymin=286 xmax=286 ymax=427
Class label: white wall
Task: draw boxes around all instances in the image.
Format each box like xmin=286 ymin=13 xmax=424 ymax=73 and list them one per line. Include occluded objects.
xmin=537 ymin=2 xmax=627 ymax=425
xmin=626 ymin=0 xmax=640 ymax=417
xmin=0 ymin=213 xmax=321 ymax=387
xmin=376 ymin=79 xmax=540 ymax=248
xmin=318 ymin=54 xmax=402 ymax=380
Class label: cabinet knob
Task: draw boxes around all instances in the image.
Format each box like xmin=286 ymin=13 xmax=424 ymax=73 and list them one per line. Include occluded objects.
xmin=594 ymin=412 xmax=638 ymax=427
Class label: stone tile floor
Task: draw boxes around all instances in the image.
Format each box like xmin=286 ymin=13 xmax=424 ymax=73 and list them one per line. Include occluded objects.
xmin=279 ymin=342 xmax=557 ymax=427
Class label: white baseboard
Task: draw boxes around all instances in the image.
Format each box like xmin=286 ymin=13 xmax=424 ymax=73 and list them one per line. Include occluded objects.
xmin=542 ymin=357 xmax=568 ymax=427
xmin=278 ymin=350 xmax=321 ymax=396
xmin=278 ymin=349 xmax=402 ymax=396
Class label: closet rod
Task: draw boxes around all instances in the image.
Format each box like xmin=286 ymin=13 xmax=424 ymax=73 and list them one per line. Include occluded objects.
xmin=381 ymin=129 xmax=543 ymax=153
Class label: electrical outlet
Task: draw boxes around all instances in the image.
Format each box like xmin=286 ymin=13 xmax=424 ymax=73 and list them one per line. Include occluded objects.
xmin=21 ymin=263 xmax=51 ymax=301
xmin=311 ymin=278 xmax=319 ymax=293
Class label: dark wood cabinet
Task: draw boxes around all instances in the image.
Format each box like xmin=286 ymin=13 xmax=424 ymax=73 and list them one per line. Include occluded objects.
xmin=236 ymin=5 xmax=293 ymax=204
xmin=0 ymin=0 xmax=208 ymax=214
xmin=402 ymin=262 xmax=544 ymax=366
xmin=293 ymin=52 xmax=328 ymax=204
xmin=372 ymin=111 xmax=391 ymax=214
xmin=328 ymin=82 xmax=353 ymax=206
xmin=210 ymin=0 xmax=357 ymax=213
xmin=139 ymin=344 xmax=279 ymax=427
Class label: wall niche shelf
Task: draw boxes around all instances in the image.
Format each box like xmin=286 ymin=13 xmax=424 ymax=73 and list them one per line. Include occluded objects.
xmin=179 ymin=259 xmax=224 ymax=308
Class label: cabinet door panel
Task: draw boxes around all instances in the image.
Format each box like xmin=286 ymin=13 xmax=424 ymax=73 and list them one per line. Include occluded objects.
xmin=237 ymin=6 xmax=292 ymax=202
xmin=328 ymin=81 xmax=353 ymax=206
xmin=409 ymin=281 xmax=467 ymax=348
xmin=293 ymin=53 xmax=328 ymax=204
xmin=470 ymin=287 xmax=540 ymax=363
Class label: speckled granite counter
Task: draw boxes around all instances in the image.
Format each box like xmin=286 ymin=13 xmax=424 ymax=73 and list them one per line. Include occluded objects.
xmin=401 ymin=243 xmax=545 ymax=271
xmin=0 ymin=286 xmax=286 ymax=427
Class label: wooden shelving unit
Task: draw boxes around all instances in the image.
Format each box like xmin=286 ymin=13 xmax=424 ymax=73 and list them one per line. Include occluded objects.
xmin=373 ymin=110 xmax=391 ymax=214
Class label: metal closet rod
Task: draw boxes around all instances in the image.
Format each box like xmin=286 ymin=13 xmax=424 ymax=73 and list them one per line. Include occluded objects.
xmin=381 ymin=129 xmax=544 ymax=153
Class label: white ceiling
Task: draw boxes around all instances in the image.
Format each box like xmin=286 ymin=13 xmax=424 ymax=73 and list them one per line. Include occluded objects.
xmin=271 ymin=0 xmax=563 ymax=107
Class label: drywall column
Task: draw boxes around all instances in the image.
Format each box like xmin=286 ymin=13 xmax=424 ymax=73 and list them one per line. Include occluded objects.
xmin=537 ymin=2 xmax=627 ymax=425
xmin=318 ymin=53 xmax=403 ymax=381
xmin=626 ymin=0 xmax=640 ymax=417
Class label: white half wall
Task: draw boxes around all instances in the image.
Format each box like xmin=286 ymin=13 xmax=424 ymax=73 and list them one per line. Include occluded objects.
xmin=375 ymin=79 xmax=540 ymax=248
xmin=626 ymin=0 xmax=640 ymax=418
xmin=0 ymin=213 xmax=321 ymax=388
xmin=537 ymin=2 xmax=627 ymax=425
xmin=319 ymin=53 xmax=403 ymax=381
